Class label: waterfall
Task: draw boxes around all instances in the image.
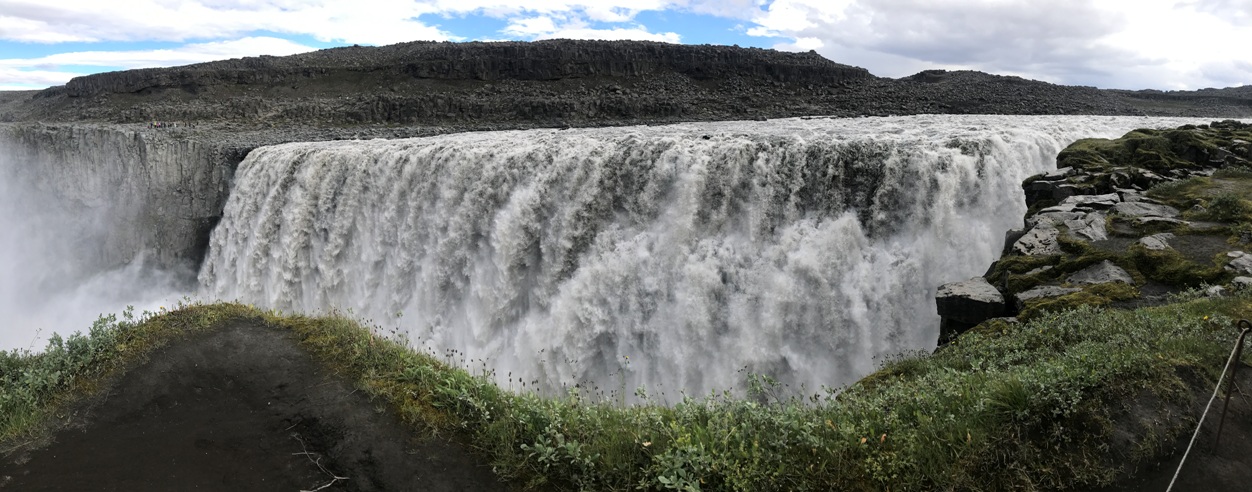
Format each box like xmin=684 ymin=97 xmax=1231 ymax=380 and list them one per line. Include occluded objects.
xmin=199 ymin=115 xmax=1214 ymax=399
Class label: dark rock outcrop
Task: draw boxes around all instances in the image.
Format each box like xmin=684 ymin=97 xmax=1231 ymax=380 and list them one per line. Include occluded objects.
xmin=1067 ymin=260 xmax=1134 ymax=285
xmin=0 ymin=124 xmax=242 ymax=273
xmin=936 ymin=276 xmax=1006 ymax=342
xmin=3 ymin=40 xmax=1249 ymax=127
xmin=940 ymin=120 xmax=1252 ymax=346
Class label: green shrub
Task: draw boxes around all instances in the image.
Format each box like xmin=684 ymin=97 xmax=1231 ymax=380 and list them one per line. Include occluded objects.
xmin=1203 ymin=192 xmax=1252 ymax=222
xmin=5 ymin=295 xmax=1252 ymax=491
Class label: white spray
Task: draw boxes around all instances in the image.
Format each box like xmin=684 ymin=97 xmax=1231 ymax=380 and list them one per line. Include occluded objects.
xmin=199 ymin=115 xmax=1218 ymax=399
xmin=0 ymin=134 xmax=186 ymax=352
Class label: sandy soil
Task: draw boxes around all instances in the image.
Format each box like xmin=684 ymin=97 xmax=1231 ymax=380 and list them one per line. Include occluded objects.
xmin=0 ymin=322 xmax=505 ymax=491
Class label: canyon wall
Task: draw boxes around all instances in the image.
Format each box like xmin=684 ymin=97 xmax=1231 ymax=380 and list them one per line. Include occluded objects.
xmin=0 ymin=123 xmax=238 ymax=273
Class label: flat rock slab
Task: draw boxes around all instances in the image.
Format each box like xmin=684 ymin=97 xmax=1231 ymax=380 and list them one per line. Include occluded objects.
xmin=936 ymin=276 xmax=1006 ymax=324
xmin=1067 ymin=260 xmax=1134 ymax=285
xmin=1061 ymin=193 xmax=1121 ymax=209
xmin=1139 ymin=233 xmax=1175 ymax=251
xmin=1227 ymin=251 xmax=1252 ymax=275
xmin=1013 ymin=223 xmax=1062 ymax=256
xmin=1015 ymin=285 xmax=1082 ymax=310
xmin=1065 ymin=212 xmax=1108 ymax=241
xmin=1113 ymin=201 xmax=1181 ymax=218
xmin=1136 ymin=216 xmax=1189 ymax=228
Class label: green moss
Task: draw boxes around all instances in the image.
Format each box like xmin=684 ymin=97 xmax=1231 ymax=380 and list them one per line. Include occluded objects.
xmin=1230 ymin=222 xmax=1252 ymax=245
xmin=991 ymin=254 xmax=1062 ymax=277
xmin=1056 ymin=137 xmax=1120 ymax=172
xmin=1018 ymin=282 xmax=1140 ymax=322
xmin=1147 ymin=177 xmax=1210 ymax=208
xmin=1055 ymin=123 xmax=1250 ymax=182
xmin=963 ymin=317 xmax=1022 ymax=339
xmin=1058 ymin=234 xmax=1099 ymax=256
xmin=1213 ymin=167 xmax=1252 ymax=180
xmin=990 ymin=254 xmax=1068 ymax=294
xmin=1129 ymin=245 xmax=1228 ymax=288
xmin=1056 ymin=129 xmax=1216 ymax=174
xmin=1202 ymin=192 xmax=1252 ymax=222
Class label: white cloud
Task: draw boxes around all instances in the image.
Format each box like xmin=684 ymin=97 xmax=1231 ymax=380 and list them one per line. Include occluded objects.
xmin=1187 ymin=0 xmax=1252 ymax=25
xmin=501 ymin=11 xmax=680 ymax=43
xmin=503 ymin=15 xmax=563 ymax=37
xmin=536 ymin=26 xmax=681 ymax=43
xmin=0 ymin=0 xmax=451 ymax=45
xmin=2 ymin=0 xmax=1248 ymax=90
xmin=0 ymin=37 xmax=318 ymax=88
xmin=0 ymin=67 xmax=76 ymax=90
xmin=743 ymin=0 xmax=1252 ymax=89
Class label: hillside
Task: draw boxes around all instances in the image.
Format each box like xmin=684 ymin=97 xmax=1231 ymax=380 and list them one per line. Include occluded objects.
xmin=2 ymin=40 xmax=1249 ymax=129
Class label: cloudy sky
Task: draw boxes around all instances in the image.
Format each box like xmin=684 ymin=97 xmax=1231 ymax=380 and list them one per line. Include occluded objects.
xmin=1 ymin=0 xmax=1249 ymax=91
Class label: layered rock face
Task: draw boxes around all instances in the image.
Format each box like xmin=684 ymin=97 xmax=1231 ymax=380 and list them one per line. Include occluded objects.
xmin=19 ymin=40 xmax=878 ymax=126
xmin=7 ymin=40 xmax=1249 ymax=127
xmin=58 ymin=41 xmax=871 ymax=97
xmin=0 ymin=124 xmax=239 ymax=272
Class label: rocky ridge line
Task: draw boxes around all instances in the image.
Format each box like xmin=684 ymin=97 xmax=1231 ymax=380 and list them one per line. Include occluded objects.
xmin=2 ymin=40 xmax=1249 ymax=127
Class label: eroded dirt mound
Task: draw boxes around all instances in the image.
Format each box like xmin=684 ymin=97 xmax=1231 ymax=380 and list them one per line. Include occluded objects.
xmin=0 ymin=322 xmax=503 ymax=491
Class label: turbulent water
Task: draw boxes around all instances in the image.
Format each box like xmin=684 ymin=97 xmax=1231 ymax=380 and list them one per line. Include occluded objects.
xmin=195 ymin=115 xmax=1216 ymax=399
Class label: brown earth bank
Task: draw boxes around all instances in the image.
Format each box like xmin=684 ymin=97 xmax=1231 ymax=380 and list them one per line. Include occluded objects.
xmin=1 ymin=39 xmax=1250 ymax=129
xmin=0 ymin=322 xmax=506 ymax=491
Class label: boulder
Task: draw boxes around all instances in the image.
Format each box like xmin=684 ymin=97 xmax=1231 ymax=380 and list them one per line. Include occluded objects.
xmin=1116 ymin=188 xmax=1148 ymax=201
xmin=1065 ymin=212 xmax=1108 ymax=241
xmin=1233 ymin=276 xmax=1252 ymax=290
xmin=1113 ymin=201 xmax=1181 ymax=218
xmin=1026 ymin=265 xmax=1054 ymax=276
xmin=1067 ymin=260 xmax=1134 ymax=285
xmin=1138 ymin=233 xmax=1175 ymax=251
xmin=1040 ymin=167 xmax=1075 ymax=181
xmin=1060 ymin=193 xmax=1121 ymax=210
xmin=1026 ymin=179 xmax=1072 ymax=207
xmin=1038 ymin=203 xmax=1078 ymax=214
xmin=1136 ymin=217 xmax=1189 ymax=228
xmin=1014 ymin=285 xmax=1082 ymax=310
xmin=1133 ymin=170 xmax=1169 ymax=189
xmin=1012 ymin=223 xmax=1062 ymax=256
xmin=1030 ymin=211 xmax=1084 ymax=228
xmin=1052 ymin=183 xmax=1086 ymax=202
xmin=936 ymin=276 xmax=1006 ymax=324
xmin=1226 ymin=251 xmax=1252 ymax=275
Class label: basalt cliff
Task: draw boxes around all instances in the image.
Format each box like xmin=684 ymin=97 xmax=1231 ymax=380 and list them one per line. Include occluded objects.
xmin=2 ymin=40 xmax=1250 ymax=129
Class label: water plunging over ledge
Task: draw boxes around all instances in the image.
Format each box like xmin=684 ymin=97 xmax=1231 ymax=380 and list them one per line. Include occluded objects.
xmin=3 ymin=115 xmax=1220 ymax=400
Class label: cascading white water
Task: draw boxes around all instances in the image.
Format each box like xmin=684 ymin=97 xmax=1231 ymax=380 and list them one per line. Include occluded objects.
xmin=199 ymin=115 xmax=1216 ymax=399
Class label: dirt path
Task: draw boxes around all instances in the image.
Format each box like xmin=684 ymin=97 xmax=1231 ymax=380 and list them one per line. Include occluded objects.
xmin=0 ymin=322 xmax=505 ymax=491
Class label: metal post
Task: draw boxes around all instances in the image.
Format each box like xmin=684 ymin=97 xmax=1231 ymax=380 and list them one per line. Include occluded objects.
xmin=1213 ymin=319 xmax=1252 ymax=452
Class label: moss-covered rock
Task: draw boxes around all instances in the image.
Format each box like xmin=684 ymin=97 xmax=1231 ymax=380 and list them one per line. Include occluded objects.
xmin=945 ymin=120 xmax=1252 ymax=345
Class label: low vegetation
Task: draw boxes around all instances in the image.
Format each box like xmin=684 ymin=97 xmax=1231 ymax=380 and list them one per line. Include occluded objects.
xmin=3 ymin=293 xmax=1251 ymax=491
